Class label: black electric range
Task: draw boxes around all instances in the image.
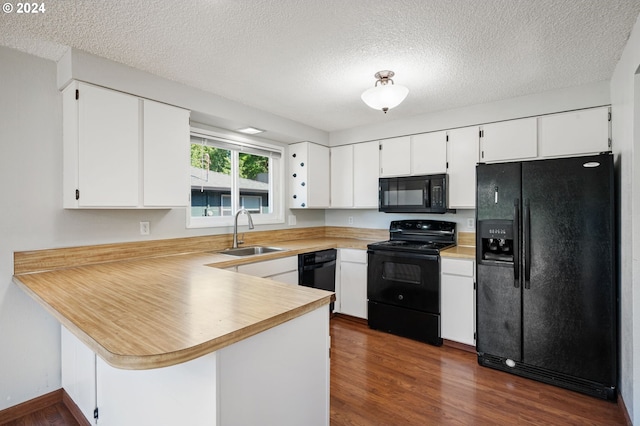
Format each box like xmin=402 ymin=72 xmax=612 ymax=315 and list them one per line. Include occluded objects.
xmin=367 ymin=219 xmax=457 ymax=346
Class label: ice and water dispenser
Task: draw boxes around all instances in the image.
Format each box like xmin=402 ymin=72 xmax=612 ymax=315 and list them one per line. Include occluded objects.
xmin=478 ymin=220 xmax=515 ymax=263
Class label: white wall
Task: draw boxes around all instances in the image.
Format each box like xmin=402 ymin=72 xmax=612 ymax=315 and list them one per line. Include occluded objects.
xmin=325 ymin=209 xmax=475 ymax=234
xmin=611 ymin=12 xmax=640 ymax=424
xmin=330 ymin=81 xmax=610 ymax=146
xmin=58 ymin=48 xmax=329 ymax=146
xmin=0 ymin=45 xmax=325 ymax=410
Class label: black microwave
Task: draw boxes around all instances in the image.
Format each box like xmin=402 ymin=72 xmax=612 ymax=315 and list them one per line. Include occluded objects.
xmin=379 ymin=174 xmax=450 ymax=213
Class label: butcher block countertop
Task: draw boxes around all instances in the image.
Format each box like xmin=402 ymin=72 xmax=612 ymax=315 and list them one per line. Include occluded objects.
xmin=13 ymin=228 xmax=475 ymax=371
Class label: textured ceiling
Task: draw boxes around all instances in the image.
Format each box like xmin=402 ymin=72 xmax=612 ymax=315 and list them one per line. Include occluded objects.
xmin=1 ymin=0 xmax=639 ymax=132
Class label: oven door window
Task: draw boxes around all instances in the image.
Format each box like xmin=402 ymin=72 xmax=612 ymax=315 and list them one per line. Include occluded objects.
xmin=382 ymin=262 xmax=422 ymax=284
xmin=368 ymin=250 xmax=440 ymax=313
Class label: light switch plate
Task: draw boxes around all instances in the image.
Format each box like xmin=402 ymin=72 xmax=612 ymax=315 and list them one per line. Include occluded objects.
xmin=466 ymin=218 xmax=475 ymax=229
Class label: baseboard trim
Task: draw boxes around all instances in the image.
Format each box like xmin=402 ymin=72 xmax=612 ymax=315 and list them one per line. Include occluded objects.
xmin=0 ymin=388 xmax=63 ymax=424
xmin=618 ymin=392 xmax=632 ymax=426
xmin=62 ymin=389 xmax=91 ymax=426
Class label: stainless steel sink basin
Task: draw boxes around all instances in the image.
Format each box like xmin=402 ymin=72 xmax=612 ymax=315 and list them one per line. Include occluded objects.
xmin=219 ymin=246 xmax=285 ymax=256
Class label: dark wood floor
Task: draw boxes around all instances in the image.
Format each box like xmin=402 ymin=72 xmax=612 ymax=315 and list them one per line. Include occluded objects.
xmin=4 ymin=315 xmax=628 ymax=425
xmin=330 ymin=315 xmax=627 ymax=425
xmin=1 ymin=402 xmax=80 ymax=426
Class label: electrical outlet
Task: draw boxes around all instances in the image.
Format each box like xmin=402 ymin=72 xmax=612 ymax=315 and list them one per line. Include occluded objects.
xmin=466 ymin=218 xmax=475 ymax=229
xmin=348 ymin=216 xmax=354 ymax=225
xmin=140 ymin=221 xmax=150 ymax=235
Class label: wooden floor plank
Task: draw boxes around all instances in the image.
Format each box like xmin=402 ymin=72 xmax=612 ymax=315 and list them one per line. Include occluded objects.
xmin=330 ymin=315 xmax=626 ymax=426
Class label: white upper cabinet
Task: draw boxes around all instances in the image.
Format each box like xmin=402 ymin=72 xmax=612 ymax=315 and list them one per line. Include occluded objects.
xmin=538 ymin=107 xmax=610 ymax=158
xmin=143 ymin=100 xmax=190 ymax=207
xmin=447 ymin=126 xmax=479 ymax=209
xmin=329 ymin=141 xmax=379 ymax=209
xmin=289 ymin=142 xmax=330 ymax=208
xmin=379 ymin=136 xmax=411 ymax=177
xmin=65 ymin=81 xmax=140 ymax=208
xmin=411 ymin=131 xmax=447 ymax=174
xmin=63 ymin=81 xmax=189 ymax=209
xmin=480 ymin=117 xmax=537 ymax=163
xmin=353 ymin=141 xmax=380 ymax=208
xmin=330 ymin=145 xmax=354 ymax=208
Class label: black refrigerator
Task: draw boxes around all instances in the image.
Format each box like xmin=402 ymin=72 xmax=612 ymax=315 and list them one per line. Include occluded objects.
xmin=475 ymin=153 xmax=617 ymax=400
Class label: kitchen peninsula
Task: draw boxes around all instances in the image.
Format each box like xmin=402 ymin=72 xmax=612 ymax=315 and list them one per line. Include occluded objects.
xmin=13 ymin=241 xmax=338 ymax=426
xmin=12 ymin=227 xmax=475 ymax=425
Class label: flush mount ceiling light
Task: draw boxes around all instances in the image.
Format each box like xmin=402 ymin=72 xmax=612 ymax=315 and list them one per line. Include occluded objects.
xmin=236 ymin=127 xmax=265 ymax=135
xmin=361 ymin=70 xmax=409 ymax=113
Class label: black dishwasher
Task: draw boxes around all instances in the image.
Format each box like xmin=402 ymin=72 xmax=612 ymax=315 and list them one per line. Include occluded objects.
xmin=298 ymin=249 xmax=337 ymax=312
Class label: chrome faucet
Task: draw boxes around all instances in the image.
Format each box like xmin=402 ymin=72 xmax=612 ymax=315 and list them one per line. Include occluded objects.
xmin=233 ymin=208 xmax=254 ymax=248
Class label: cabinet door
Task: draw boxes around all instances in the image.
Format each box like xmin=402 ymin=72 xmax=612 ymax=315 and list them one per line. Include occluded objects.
xmin=268 ymin=270 xmax=299 ymax=285
xmin=447 ymin=127 xmax=479 ymax=208
xmin=340 ymin=249 xmax=368 ymax=319
xmin=307 ymin=143 xmax=331 ymax=208
xmin=330 ymin=145 xmax=354 ymax=208
xmin=61 ymin=326 xmax=96 ymax=424
xmin=143 ymin=100 xmax=190 ymax=207
xmin=379 ymin=136 xmax=411 ymax=177
xmin=538 ymin=107 xmax=610 ymax=158
xmin=441 ymin=259 xmax=475 ymax=346
xmin=353 ymin=141 xmax=380 ymax=208
xmin=411 ymin=132 xmax=447 ymax=174
xmin=77 ymin=83 xmax=139 ymax=207
xmin=480 ymin=118 xmax=537 ymax=163
xmin=237 ymin=256 xmax=298 ymax=278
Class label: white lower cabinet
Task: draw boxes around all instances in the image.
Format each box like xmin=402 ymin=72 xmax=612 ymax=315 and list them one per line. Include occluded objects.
xmin=338 ymin=249 xmax=368 ymax=319
xmin=61 ymin=326 xmax=97 ymax=424
xmin=441 ymin=258 xmax=475 ymax=346
xmin=237 ymin=256 xmax=299 ymax=285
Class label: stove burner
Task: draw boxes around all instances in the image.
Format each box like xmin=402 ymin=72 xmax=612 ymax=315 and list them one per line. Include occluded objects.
xmin=368 ymin=219 xmax=457 ymax=254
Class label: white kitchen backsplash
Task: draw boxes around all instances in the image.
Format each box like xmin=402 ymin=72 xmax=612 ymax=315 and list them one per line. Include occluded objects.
xmin=324 ymin=209 xmax=476 ymax=232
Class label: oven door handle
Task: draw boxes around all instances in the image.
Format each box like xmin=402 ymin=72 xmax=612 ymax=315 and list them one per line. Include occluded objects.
xmin=367 ymin=250 xmax=440 ymax=262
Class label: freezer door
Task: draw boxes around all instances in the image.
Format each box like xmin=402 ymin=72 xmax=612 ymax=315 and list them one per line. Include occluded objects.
xmin=476 ymin=263 xmax=522 ymax=361
xmin=521 ymin=154 xmax=616 ymax=385
xmin=476 ymin=162 xmax=522 ymax=360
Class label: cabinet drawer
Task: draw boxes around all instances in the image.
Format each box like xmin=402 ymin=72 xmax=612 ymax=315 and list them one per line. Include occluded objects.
xmin=237 ymin=256 xmax=298 ymax=278
xmin=340 ymin=249 xmax=367 ymax=264
xmin=441 ymin=258 xmax=474 ymax=277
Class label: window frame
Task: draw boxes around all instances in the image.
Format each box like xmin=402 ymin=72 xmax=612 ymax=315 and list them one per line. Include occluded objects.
xmin=187 ymin=126 xmax=285 ymax=229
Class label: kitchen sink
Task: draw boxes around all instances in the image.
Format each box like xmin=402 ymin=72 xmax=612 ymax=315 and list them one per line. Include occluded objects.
xmin=219 ymin=246 xmax=285 ymax=256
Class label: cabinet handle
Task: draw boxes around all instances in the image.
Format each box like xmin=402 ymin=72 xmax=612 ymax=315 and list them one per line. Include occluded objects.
xmin=301 ymin=203 xmax=306 ymax=207
xmin=300 ymin=162 xmax=305 ymax=167
xmin=292 ymin=173 xmax=297 ymax=178
xmin=292 ymin=153 xmax=297 ymax=158
xmin=293 ymin=195 xmax=297 ymax=199
xmin=301 ymin=182 xmax=306 ymax=187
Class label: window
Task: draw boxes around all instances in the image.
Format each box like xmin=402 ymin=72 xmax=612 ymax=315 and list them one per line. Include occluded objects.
xmin=188 ymin=129 xmax=284 ymax=228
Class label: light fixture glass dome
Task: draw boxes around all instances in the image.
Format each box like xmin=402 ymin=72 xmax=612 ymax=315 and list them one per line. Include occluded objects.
xmin=361 ymin=70 xmax=409 ymax=113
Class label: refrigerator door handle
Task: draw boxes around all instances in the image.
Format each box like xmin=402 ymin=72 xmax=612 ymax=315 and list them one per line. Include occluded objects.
xmin=513 ymin=199 xmax=520 ymax=287
xmin=524 ymin=199 xmax=531 ymax=289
